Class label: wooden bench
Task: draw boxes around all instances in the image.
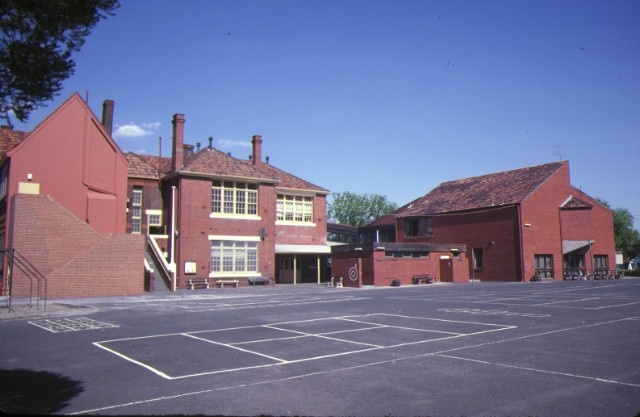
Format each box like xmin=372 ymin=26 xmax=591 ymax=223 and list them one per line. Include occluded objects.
xmin=187 ymin=278 xmax=209 ymax=290
xmin=248 ymin=276 xmax=270 ymax=286
xmin=412 ymin=274 xmax=435 ymax=284
xmin=216 ymin=279 xmax=239 ymax=288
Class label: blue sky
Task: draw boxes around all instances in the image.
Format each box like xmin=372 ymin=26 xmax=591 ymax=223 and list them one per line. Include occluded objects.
xmin=12 ymin=0 xmax=640 ymax=228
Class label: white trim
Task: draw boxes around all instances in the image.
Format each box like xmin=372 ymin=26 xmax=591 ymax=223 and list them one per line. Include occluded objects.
xmin=209 ymin=213 xmax=261 ymax=220
xmin=146 ymin=209 xmax=162 ymax=215
xmin=209 ymin=235 xmax=261 ymax=241
xmin=275 ymin=244 xmax=331 ymax=254
xmin=275 ymin=220 xmax=316 ymax=227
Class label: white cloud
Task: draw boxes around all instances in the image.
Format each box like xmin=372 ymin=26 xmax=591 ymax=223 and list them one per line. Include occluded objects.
xmin=217 ymin=138 xmax=251 ymax=149
xmin=113 ymin=122 xmax=160 ymax=139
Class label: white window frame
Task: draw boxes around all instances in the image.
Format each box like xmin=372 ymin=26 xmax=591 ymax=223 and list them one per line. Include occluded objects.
xmin=209 ymin=235 xmax=261 ymax=277
xmin=210 ymin=180 xmax=260 ymax=220
xmin=276 ymin=193 xmax=315 ymax=226
xmin=131 ymin=188 xmax=142 ymax=234
xmin=146 ymin=209 xmax=166 ymax=236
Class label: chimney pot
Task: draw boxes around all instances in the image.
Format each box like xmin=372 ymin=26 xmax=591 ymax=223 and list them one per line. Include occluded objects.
xmin=196 ymin=142 xmax=201 ymax=152
xmin=208 ymin=136 xmax=213 ymax=148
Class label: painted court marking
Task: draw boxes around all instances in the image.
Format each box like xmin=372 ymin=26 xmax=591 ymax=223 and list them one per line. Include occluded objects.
xmin=438 ymin=308 xmax=550 ymax=317
xmin=29 ymin=317 xmax=119 ymax=333
xmin=93 ymin=313 xmax=516 ymax=380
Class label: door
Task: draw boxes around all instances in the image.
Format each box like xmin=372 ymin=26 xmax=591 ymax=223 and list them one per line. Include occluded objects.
xmin=439 ymin=258 xmax=453 ymax=282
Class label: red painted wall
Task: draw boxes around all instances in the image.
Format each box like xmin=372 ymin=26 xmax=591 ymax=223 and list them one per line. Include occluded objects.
xmin=5 ymin=94 xmax=128 ymax=235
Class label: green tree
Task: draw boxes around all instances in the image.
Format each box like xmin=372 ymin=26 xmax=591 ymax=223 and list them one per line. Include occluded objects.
xmin=328 ymin=192 xmax=398 ymax=227
xmin=597 ymin=199 xmax=640 ymax=268
xmin=0 ymin=0 xmax=119 ymax=124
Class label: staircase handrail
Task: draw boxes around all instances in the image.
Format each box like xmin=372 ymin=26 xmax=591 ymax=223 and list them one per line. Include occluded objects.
xmin=0 ymin=248 xmax=48 ymax=311
xmin=147 ymin=236 xmax=173 ymax=290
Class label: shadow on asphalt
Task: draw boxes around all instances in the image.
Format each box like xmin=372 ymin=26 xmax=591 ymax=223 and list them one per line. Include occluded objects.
xmin=0 ymin=369 xmax=83 ymax=414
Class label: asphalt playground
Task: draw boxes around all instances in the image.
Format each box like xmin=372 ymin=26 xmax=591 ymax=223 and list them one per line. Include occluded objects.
xmin=1 ymin=279 xmax=639 ymax=416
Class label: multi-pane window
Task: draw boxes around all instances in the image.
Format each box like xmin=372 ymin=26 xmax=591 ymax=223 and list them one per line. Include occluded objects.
xmin=594 ymin=255 xmax=608 ymax=272
xmin=404 ymin=217 xmax=432 ymax=237
xmin=535 ymin=254 xmax=554 ymax=278
xmin=147 ymin=210 xmax=164 ymax=235
xmin=131 ymin=188 xmax=142 ymax=234
xmin=211 ymin=181 xmax=258 ymax=216
xmin=276 ymin=194 xmax=313 ymax=223
xmin=210 ymin=240 xmax=258 ymax=275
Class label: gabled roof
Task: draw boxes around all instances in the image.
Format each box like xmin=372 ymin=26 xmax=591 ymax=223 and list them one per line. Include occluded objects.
xmin=177 ymin=147 xmax=276 ymax=182
xmin=248 ymin=161 xmax=329 ymax=194
xmin=125 ymin=152 xmax=161 ymax=179
xmin=0 ymin=127 xmax=28 ymax=160
xmin=397 ymin=161 xmax=566 ymax=217
xmin=137 ymin=154 xmax=173 ymax=176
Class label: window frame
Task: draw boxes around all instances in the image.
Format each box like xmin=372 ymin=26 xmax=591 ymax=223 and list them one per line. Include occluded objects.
xmin=210 ymin=180 xmax=260 ymax=219
xmin=209 ymin=236 xmax=260 ymax=277
xmin=131 ymin=188 xmax=143 ymax=234
xmin=276 ymin=193 xmax=315 ymax=226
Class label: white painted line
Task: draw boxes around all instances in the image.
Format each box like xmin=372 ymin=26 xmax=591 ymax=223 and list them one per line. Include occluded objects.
xmin=436 ymin=354 xmax=640 ymax=388
xmin=93 ymin=341 xmax=174 ymax=380
xmin=182 ymin=333 xmax=288 ymax=363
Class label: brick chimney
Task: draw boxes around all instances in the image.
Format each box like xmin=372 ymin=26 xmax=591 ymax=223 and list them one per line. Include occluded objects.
xmin=101 ymin=100 xmax=114 ymax=136
xmin=172 ymin=114 xmax=185 ymax=171
xmin=252 ymin=135 xmax=262 ymax=166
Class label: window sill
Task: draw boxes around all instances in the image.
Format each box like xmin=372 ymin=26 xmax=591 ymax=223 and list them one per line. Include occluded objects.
xmin=275 ymin=221 xmax=316 ymax=227
xmin=210 ymin=213 xmax=261 ymax=220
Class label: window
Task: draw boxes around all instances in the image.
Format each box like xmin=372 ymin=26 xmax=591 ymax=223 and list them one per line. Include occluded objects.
xmin=404 ymin=217 xmax=432 ymax=237
xmin=594 ymin=255 xmax=608 ymax=272
xmin=211 ymin=181 xmax=258 ymax=217
xmin=210 ymin=239 xmax=258 ymax=275
xmin=131 ymin=188 xmax=142 ymax=234
xmin=147 ymin=210 xmax=164 ymax=235
xmin=472 ymin=248 xmax=483 ymax=269
xmin=535 ymin=254 xmax=554 ymax=278
xmin=276 ymin=194 xmax=313 ymax=224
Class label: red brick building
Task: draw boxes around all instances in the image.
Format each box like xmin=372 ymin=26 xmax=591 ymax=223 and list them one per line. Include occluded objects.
xmin=348 ymin=161 xmax=615 ymax=285
xmin=129 ymin=114 xmax=331 ymax=289
xmin=0 ymin=94 xmax=144 ymax=299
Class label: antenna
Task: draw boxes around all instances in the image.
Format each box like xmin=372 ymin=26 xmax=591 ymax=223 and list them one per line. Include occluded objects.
xmin=552 ymin=144 xmax=565 ymax=161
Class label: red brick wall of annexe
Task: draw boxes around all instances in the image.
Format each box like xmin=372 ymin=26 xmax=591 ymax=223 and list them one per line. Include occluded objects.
xmin=520 ymin=164 xmax=615 ymax=280
xmin=397 ymin=205 xmax=521 ymax=281
xmin=331 ymin=244 xmax=468 ymax=287
xmin=9 ymin=194 xmax=144 ymax=298
xmin=171 ymin=176 xmax=277 ymax=288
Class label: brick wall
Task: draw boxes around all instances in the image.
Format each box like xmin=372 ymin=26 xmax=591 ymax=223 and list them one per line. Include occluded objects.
xmin=9 ymin=193 xmax=145 ymax=298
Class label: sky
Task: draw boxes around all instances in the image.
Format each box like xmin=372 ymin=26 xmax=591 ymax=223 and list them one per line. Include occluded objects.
xmin=11 ymin=0 xmax=640 ymax=229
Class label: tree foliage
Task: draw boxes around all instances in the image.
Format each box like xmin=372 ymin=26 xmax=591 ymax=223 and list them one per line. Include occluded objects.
xmin=598 ymin=199 xmax=640 ymax=267
xmin=328 ymin=192 xmax=398 ymax=227
xmin=0 ymin=0 xmax=120 ymax=124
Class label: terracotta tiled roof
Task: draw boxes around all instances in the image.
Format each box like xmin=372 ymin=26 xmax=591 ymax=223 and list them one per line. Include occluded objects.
xmin=179 ymin=148 xmax=275 ymax=182
xmin=125 ymin=152 xmax=162 ymax=179
xmin=398 ymin=161 xmax=566 ymax=217
xmin=249 ymin=161 xmax=329 ymax=193
xmin=137 ymin=154 xmax=172 ymax=175
xmin=0 ymin=127 xmax=29 ymax=159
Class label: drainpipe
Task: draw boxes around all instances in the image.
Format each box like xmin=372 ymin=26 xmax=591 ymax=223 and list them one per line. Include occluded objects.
xmin=517 ymin=204 xmax=526 ymax=282
xmin=170 ymin=185 xmax=177 ymax=291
